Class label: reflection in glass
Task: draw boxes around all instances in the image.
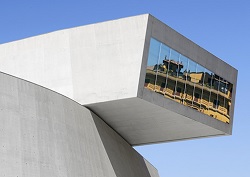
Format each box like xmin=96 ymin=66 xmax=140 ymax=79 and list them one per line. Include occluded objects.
xmin=145 ymin=38 xmax=160 ymax=91
xmin=144 ymin=38 xmax=233 ymax=124
xmin=195 ymin=64 xmax=205 ymax=110
xmin=202 ymin=69 xmax=213 ymax=115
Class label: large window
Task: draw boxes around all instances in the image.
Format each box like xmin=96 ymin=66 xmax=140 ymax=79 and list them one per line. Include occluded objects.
xmin=145 ymin=38 xmax=233 ymax=123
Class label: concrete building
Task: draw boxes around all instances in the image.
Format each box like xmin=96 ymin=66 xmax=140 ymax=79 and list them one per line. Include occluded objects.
xmin=0 ymin=14 xmax=237 ymax=176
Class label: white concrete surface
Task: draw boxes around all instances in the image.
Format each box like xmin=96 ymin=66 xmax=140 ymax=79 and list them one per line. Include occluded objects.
xmin=87 ymin=97 xmax=225 ymax=145
xmin=0 ymin=14 xmax=237 ymax=146
xmin=0 ymin=72 xmax=159 ymax=177
xmin=0 ymin=14 xmax=238 ymax=177
xmin=0 ymin=14 xmax=148 ymax=105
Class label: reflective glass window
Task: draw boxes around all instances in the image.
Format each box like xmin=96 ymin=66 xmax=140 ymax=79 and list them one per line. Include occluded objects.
xmin=145 ymin=38 xmax=161 ymax=91
xmin=202 ymin=68 xmax=213 ymax=112
xmin=195 ymin=64 xmax=205 ymax=111
xmin=144 ymin=38 xmax=233 ymax=124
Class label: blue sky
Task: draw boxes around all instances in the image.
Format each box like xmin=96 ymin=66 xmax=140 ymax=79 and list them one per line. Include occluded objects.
xmin=1 ymin=1 xmax=249 ymax=176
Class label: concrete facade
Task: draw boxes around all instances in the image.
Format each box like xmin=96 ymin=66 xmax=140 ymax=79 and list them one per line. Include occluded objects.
xmin=139 ymin=15 xmax=237 ymax=135
xmin=0 ymin=72 xmax=159 ymax=177
xmin=0 ymin=15 xmax=148 ymax=104
xmin=0 ymin=14 xmax=237 ymax=176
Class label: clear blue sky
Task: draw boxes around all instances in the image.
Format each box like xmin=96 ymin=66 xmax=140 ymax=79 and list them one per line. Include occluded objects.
xmin=1 ymin=1 xmax=249 ymax=176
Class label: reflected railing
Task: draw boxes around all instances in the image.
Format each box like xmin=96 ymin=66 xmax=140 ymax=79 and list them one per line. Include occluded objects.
xmin=145 ymin=38 xmax=233 ymax=123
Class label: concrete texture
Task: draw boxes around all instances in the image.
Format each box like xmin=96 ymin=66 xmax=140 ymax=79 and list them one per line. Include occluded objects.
xmin=0 ymin=14 xmax=148 ymax=104
xmin=0 ymin=72 xmax=159 ymax=177
xmin=140 ymin=15 xmax=238 ymax=133
xmin=0 ymin=14 xmax=237 ymax=146
xmin=0 ymin=14 xmax=239 ymax=177
xmin=87 ymin=97 xmax=225 ymax=145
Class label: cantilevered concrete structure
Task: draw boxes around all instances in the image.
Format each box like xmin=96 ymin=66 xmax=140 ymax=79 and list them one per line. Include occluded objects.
xmin=0 ymin=14 xmax=237 ymax=176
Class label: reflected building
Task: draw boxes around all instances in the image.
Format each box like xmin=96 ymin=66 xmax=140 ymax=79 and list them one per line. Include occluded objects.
xmin=145 ymin=38 xmax=233 ymax=123
xmin=0 ymin=14 xmax=237 ymax=177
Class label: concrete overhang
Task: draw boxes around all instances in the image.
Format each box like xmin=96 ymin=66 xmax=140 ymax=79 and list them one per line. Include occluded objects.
xmin=86 ymin=96 xmax=227 ymax=146
xmin=0 ymin=14 xmax=237 ymax=146
xmin=85 ymin=14 xmax=237 ymax=145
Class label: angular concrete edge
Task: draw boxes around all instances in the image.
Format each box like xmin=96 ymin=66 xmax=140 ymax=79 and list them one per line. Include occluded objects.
xmin=0 ymin=14 xmax=149 ymax=105
xmin=0 ymin=71 xmax=159 ymax=177
xmin=0 ymin=14 xmax=237 ymax=145
xmin=137 ymin=14 xmax=238 ymax=135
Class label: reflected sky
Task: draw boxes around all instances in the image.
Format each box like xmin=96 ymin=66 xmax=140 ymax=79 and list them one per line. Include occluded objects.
xmin=145 ymin=38 xmax=233 ymax=123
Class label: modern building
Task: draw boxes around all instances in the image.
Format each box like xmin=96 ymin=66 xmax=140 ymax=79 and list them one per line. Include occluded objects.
xmin=0 ymin=14 xmax=237 ymax=177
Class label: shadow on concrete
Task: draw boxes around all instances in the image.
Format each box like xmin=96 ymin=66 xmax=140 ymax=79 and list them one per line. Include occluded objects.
xmin=91 ymin=112 xmax=159 ymax=177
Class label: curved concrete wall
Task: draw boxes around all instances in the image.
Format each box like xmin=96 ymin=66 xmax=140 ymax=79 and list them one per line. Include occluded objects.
xmin=0 ymin=72 xmax=159 ymax=177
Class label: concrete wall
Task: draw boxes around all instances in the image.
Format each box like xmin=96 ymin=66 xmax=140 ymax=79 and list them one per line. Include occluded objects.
xmin=138 ymin=14 xmax=238 ymax=135
xmin=0 ymin=14 xmax=148 ymax=105
xmin=0 ymin=14 xmax=237 ymax=145
xmin=0 ymin=72 xmax=159 ymax=177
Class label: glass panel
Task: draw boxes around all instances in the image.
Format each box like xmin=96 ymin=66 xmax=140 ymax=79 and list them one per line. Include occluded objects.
xmin=202 ymin=68 xmax=213 ymax=115
xmin=185 ymin=60 xmax=196 ymax=108
xmin=176 ymin=55 xmax=189 ymax=104
xmin=215 ymin=77 xmax=231 ymax=123
xmin=161 ymin=44 xmax=171 ymax=95
xmin=195 ymin=64 xmax=205 ymax=111
xmin=227 ymin=82 xmax=233 ymax=116
xmin=154 ymin=43 xmax=163 ymax=94
xmin=219 ymin=77 xmax=228 ymax=94
xmin=203 ymin=69 xmax=213 ymax=90
xmin=188 ymin=60 xmax=198 ymax=84
xmin=210 ymin=74 xmax=219 ymax=120
xmin=164 ymin=76 xmax=175 ymax=101
xmin=175 ymin=82 xmax=184 ymax=104
xmin=154 ymin=44 xmax=171 ymax=95
xmin=212 ymin=74 xmax=220 ymax=92
xmin=168 ymin=49 xmax=180 ymax=78
xmin=145 ymin=38 xmax=161 ymax=91
xmin=163 ymin=49 xmax=180 ymax=102
xmin=164 ymin=49 xmax=174 ymax=100
xmin=196 ymin=64 xmax=205 ymax=86
xmin=178 ymin=55 xmax=189 ymax=82
xmin=144 ymin=38 xmax=233 ymax=124
xmin=170 ymin=50 xmax=182 ymax=102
